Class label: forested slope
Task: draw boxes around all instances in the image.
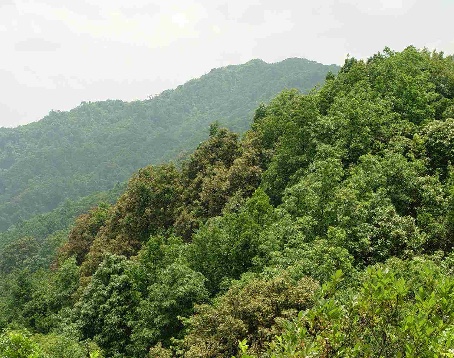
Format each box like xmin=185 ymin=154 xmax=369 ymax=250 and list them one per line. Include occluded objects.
xmin=0 ymin=183 xmax=125 ymax=252
xmin=2 ymin=46 xmax=454 ymax=357
xmin=0 ymin=58 xmax=337 ymax=233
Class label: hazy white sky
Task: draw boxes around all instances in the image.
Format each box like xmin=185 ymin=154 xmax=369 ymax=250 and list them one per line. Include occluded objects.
xmin=1 ymin=0 xmax=453 ymax=128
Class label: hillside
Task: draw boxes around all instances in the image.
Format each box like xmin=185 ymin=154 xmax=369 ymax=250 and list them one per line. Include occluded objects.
xmin=1 ymin=46 xmax=454 ymax=357
xmin=0 ymin=184 xmax=125 ymax=251
xmin=0 ymin=58 xmax=338 ymax=233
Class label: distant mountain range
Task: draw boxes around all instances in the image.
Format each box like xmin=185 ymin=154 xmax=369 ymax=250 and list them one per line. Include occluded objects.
xmin=0 ymin=57 xmax=338 ymax=234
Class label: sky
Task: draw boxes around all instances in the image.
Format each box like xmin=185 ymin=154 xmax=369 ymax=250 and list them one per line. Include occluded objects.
xmin=1 ymin=0 xmax=453 ymax=128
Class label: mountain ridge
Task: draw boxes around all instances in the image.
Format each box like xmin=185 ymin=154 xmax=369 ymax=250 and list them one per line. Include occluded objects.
xmin=0 ymin=57 xmax=338 ymax=233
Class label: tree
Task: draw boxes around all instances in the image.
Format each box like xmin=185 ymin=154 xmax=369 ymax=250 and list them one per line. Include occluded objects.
xmin=130 ymin=261 xmax=208 ymax=356
xmin=183 ymin=272 xmax=318 ymax=358
xmin=188 ymin=189 xmax=275 ymax=294
xmin=74 ymin=254 xmax=139 ymax=356
xmin=0 ymin=329 xmax=46 ymax=358
xmin=269 ymin=258 xmax=454 ymax=357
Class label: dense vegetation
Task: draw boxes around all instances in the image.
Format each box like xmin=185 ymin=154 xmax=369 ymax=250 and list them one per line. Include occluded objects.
xmin=0 ymin=58 xmax=336 ymax=234
xmin=2 ymin=46 xmax=454 ymax=357
xmin=0 ymin=184 xmax=125 ymax=252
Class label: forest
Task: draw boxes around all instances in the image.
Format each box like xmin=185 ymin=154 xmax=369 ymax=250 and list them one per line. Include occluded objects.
xmin=1 ymin=46 xmax=454 ymax=357
xmin=0 ymin=57 xmax=336 ymax=237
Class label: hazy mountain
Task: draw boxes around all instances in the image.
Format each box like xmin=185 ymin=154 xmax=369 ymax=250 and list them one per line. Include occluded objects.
xmin=0 ymin=57 xmax=338 ymax=232
xmin=2 ymin=47 xmax=454 ymax=357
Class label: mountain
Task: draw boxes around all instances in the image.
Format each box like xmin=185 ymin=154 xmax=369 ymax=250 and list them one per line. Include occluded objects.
xmin=1 ymin=46 xmax=454 ymax=357
xmin=0 ymin=58 xmax=338 ymax=233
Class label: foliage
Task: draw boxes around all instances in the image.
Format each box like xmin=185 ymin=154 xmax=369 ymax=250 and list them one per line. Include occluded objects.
xmin=183 ymin=271 xmax=318 ymax=357
xmin=0 ymin=329 xmax=103 ymax=358
xmin=32 ymin=333 xmax=103 ymax=358
xmin=58 ymin=203 xmax=111 ymax=266
xmin=187 ymin=188 xmax=275 ymax=294
xmin=0 ymin=58 xmax=336 ymax=233
xmin=129 ymin=261 xmax=208 ymax=356
xmin=123 ymin=236 xmax=208 ymax=356
xmin=0 ymin=329 xmax=46 ymax=358
xmin=422 ymin=118 xmax=454 ymax=177
xmin=73 ymin=254 xmax=139 ymax=357
xmin=269 ymin=259 xmax=454 ymax=357
xmin=0 ymin=184 xmax=123 ymax=251
xmin=2 ymin=46 xmax=454 ymax=357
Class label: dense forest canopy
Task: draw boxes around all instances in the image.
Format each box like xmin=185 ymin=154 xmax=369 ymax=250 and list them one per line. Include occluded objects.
xmin=1 ymin=46 xmax=454 ymax=357
xmin=0 ymin=58 xmax=337 ymax=235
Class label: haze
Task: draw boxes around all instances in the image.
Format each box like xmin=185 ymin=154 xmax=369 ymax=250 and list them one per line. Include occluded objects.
xmin=1 ymin=0 xmax=453 ymax=128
